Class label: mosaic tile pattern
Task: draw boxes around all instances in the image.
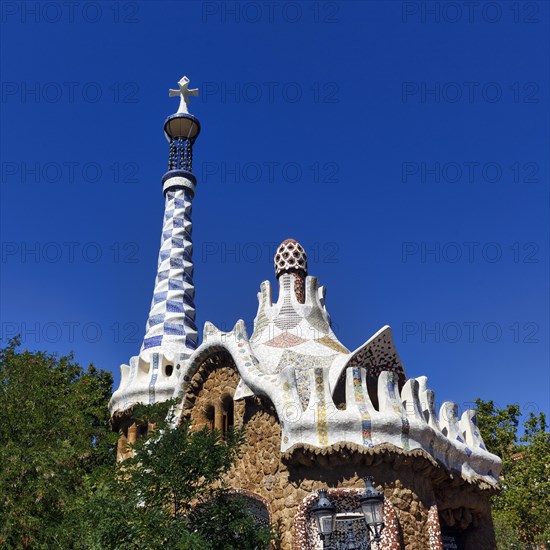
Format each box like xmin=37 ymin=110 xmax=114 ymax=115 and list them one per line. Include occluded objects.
xmin=314 ymin=335 xmax=349 ymax=354
xmin=387 ymin=371 xmax=410 ymax=450
xmin=265 ymin=332 xmax=308 ymax=348
xmin=277 ymin=350 xmax=336 ymax=410
xmin=141 ymin=186 xmax=198 ymax=355
xmin=250 ymin=251 xmax=357 ymax=383
xmin=292 ymin=272 xmax=306 ymax=304
xmin=427 ymin=504 xmax=443 ymax=549
xmin=275 ymin=238 xmax=307 ymax=278
xmin=149 ymin=353 xmax=159 ymax=404
xmin=346 ymin=329 xmax=406 ymax=387
xmin=273 ymin=276 xmax=303 ymax=331
xmin=314 ymin=367 xmax=329 ymax=445
xmin=352 ymin=367 xmax=373 ymax=447
xmin=305 ymin=306 xmax=331 ymax=335
xmin=112 ymin=349 xmax=191 ymax=414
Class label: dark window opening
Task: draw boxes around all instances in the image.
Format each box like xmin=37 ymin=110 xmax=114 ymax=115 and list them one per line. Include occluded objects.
xmin=205 ymin=404 xmax=215 ymax=432
xmin=137 ymin=423 xmax=148 ymax=439
xmin=222 ymin=395 xmax=234 ymax=436
xmin=333 ymin=375 xmax=346 ymax=410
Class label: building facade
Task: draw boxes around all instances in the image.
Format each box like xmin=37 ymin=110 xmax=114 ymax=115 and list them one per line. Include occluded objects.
xmin=109 ymin=78 xmax=502 ymax=550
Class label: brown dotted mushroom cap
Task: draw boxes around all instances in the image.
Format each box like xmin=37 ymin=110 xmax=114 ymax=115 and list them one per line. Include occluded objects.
xmin=274 ymin=239 xmax=308 ymax=278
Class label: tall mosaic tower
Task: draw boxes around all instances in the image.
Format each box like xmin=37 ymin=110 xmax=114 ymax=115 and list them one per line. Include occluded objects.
xmin=110 ymin=77 xmax=201 ymax=413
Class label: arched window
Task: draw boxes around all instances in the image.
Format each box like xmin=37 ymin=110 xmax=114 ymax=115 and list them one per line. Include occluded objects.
xmin=221 ymin=394 xmax=234 ymax=436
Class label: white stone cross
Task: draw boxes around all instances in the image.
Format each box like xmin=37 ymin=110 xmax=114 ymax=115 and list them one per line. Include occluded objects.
xmin=169 ymin=76 xmax=199 ymax=114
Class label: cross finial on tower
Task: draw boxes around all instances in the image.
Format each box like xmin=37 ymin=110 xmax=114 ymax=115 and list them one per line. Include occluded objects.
xmin=169 ymin=76 xmax=199 ymax=114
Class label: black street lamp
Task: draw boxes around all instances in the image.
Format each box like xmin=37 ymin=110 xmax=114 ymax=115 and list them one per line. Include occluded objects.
xmin=358 ymin=477 xmax=385 ymax=544
xmin=311 ymin=489 xmax=337 ymax=540
xmin=312 ymin=478 xmax=385 ymax=549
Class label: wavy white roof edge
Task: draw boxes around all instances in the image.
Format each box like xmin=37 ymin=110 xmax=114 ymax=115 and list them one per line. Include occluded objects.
xmin=109 ymin=316 xmax=501 ymax=486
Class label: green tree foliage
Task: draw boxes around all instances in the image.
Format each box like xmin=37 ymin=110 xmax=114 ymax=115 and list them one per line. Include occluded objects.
xmin=77 ymin=401 xmax=275 ymax=549
xmin=475 ymin=399 xmax=550 ymax=548
xmin=0 ymin=337 xmax=115 ymax=548
xmin=0 ymin=338 xmax=274 ymax=549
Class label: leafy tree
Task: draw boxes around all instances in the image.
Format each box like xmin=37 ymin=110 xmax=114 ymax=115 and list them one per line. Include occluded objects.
xmin=474 ymin=400 xmax=521 ymax=465
xmin=77 ymin=400 xmax=275 ymax=549
xmin=0 ymin=338 xmax=274 ymax=548
xmin=0 ymin=336 xmax=115 ymax=548
xmin=475 ymin=399 xmax=550 ymax=548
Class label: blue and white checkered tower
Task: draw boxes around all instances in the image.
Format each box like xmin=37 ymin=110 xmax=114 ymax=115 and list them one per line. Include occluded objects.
xmin=141 ymin=76 xmax=201 ymax=358
xmin=109 ymin=77 xmax=201 ymax=415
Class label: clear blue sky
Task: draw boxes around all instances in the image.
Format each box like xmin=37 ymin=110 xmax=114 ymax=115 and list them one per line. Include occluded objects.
xmin=1 ymin=1 xmax=548 ymax=421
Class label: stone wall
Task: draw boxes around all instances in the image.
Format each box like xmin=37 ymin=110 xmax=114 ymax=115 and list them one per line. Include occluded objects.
xmin=176 ymin=362 xmax=497 ymax=549
xmin=184 ymin=355 xmax=242 ymax=432
xmin=112 ymin=414 xmax=154 ymax=461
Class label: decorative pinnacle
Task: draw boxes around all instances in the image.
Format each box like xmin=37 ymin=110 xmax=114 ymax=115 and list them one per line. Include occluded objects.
xmin=169 ymin=76 xmax=199 ymax=114
xmin=274 ymin=239 xmax=308 ymax=278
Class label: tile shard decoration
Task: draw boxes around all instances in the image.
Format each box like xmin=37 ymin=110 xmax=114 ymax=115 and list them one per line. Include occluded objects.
xmin=265 ymin=332 xmax=308 ymax=348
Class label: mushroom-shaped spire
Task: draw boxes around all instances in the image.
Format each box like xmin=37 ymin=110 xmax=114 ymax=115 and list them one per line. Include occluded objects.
xmin=274 ymin=239 xmax=308 ymax=303
xmin=274 ymin=238 xmax=308 ymax=277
